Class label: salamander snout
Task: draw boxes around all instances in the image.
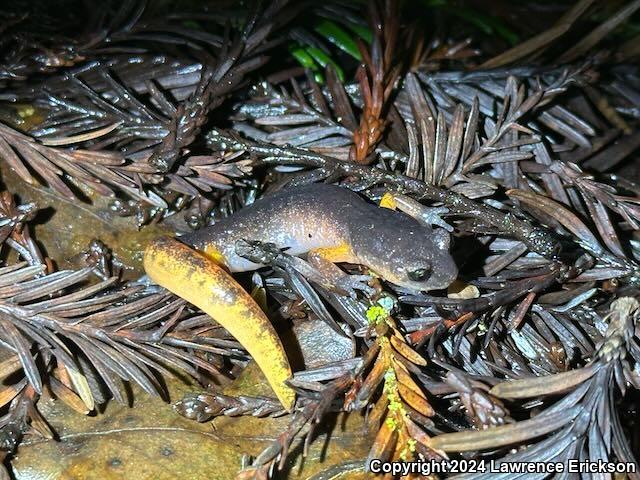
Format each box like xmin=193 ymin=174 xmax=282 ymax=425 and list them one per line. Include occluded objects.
xmin=349 ymin=211 xmax=458 ymax=292
xmin=413 ymin=252 xmax=458 ymax=291
xmin=389 ymin=226 xmax=458 ymax=291
xmin=356 ymin=237 xmax=458 ymax=292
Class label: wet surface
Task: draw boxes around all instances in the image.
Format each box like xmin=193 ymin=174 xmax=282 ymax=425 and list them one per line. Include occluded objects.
xmin=12 ymin=363 xmax=372 ymax=480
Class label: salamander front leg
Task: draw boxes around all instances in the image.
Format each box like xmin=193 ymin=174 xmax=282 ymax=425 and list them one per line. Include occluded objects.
xmin=306 ymin=244 xmax=375 ymax=297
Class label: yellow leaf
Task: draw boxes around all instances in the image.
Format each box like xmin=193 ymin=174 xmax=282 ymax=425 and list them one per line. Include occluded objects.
xmin=144 ymin=237 xmax=295 ymax=411
xmin=65 ymin=364 xmax=95 ymax=412
xmin=390 ymin=336 xmax=427 ymax=366
xmin=397 ymin=382 xmax=434 ymax=417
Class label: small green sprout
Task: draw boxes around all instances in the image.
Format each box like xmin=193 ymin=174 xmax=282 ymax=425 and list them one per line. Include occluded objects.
xmin=383 ymin=369 xmax=411 ymax=438
xmin=305 ymin=47 xmax=344 ymax=81
xmin=314 ymin=20 xmax=362 ymax=60
xmin=288 ymin=45 xmax=325 ymax=83
xmin=289 ymin=45 xmax=316 ymax=69
xmin=366 ymin=305 xmax=388 ymax=326
xmin=384 ymin=370 xmax=404 ymax=415
xmin=407 ymin=438 xmax=417 ymax=452
xmin=367 ymin=295 xmax=395 ymax=326
xmin=399 ymin=439 xmax=417 ymax=461
xmin=385 ymin=416 xmax=399 ymax=431
xmin=384 ymin=369 xmax=398 ymax=390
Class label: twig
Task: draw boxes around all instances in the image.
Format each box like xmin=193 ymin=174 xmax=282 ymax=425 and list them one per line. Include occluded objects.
xmin=207 ymin=130 xmax=560 ymax=258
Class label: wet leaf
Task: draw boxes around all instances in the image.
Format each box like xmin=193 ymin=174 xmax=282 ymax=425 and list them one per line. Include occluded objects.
xmin=428 ymin=406 xmax=581 ymax=452
xmin=489 ymin=365 xmax=598 ymax=399
xmin=506 ymin=189 xmax=603 ymax=252
xmin=0 ymin=162 xmax=171 ymax=272
xmin=390 ymin=336 xmax=427 ymax=367
xmin=13 ymin=370 xmax=371 ymax=480
xmin=480 ymin=0 xmax=595 ymax=68
xmin=397 ymin=382 xmax=434 ymax=417
xmin=559 ymin=0 xmax=640 ymax=62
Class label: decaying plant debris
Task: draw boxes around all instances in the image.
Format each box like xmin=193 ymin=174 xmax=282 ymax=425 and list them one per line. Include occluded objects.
xmin=0 ymin=0 xmax=639 ymax=478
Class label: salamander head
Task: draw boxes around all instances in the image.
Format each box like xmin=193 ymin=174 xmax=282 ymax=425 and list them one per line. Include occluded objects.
xmin=350 ymin=213 xmax=457 ymax=292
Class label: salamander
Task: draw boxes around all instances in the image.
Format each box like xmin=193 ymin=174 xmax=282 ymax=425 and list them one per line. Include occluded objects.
xmin=180 ymin=184 xmax=457 ymax=291
xmin=143 ymin=184 xmax=457 ymax=410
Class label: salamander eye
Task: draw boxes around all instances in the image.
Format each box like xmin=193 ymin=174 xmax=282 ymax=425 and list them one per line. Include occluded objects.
xmin=408 ymin=267 xmax=431 ymax=281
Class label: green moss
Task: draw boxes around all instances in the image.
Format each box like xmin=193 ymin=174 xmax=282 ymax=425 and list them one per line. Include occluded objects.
xmin=366 ymin=305 xmax=388 ymax=326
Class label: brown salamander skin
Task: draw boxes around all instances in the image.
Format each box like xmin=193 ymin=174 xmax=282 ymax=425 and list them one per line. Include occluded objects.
xmin=181 ymin=184 xmax=457 ymax=291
